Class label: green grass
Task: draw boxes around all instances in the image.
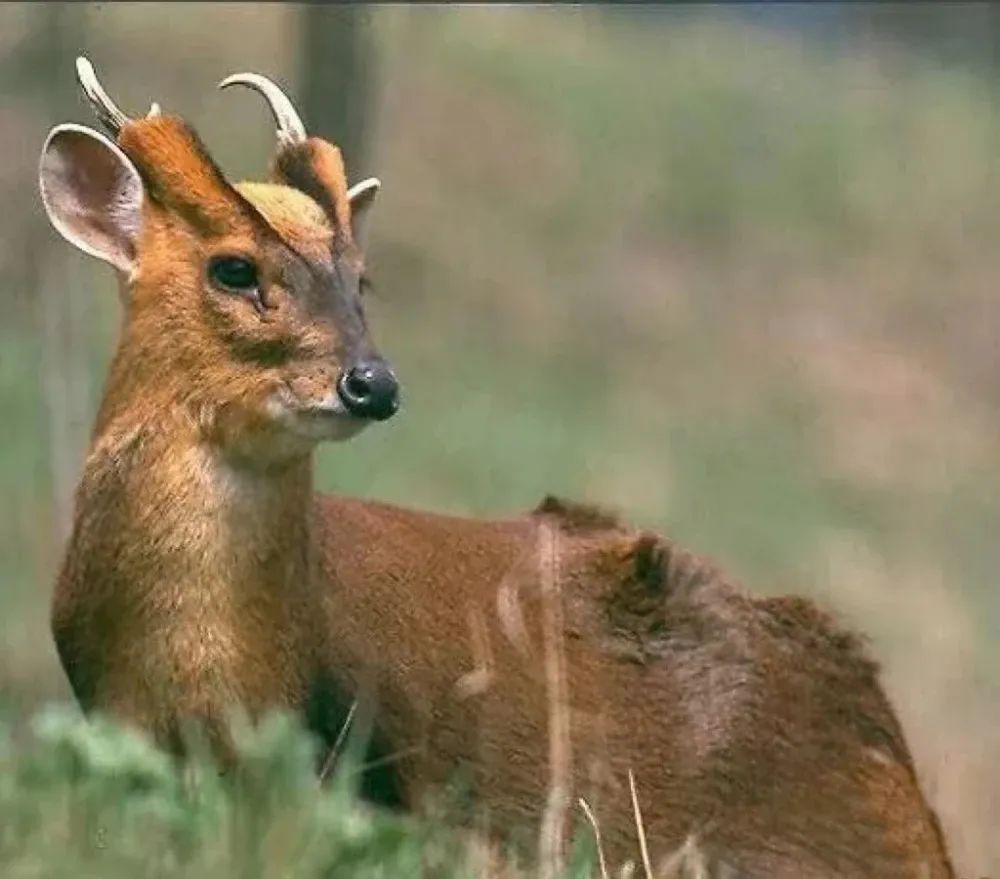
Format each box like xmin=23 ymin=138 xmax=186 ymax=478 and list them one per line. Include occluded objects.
xmin=0 ymin=707 xmax=614 ymax=878
xmin=0 ymin=708 xmax=482 ymax=879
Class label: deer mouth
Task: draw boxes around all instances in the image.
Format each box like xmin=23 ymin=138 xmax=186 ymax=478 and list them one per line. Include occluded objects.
xmin=297 ymin=400 xmax=371 ymax=441
xmin=266 ymin=386 xmax=371 ymax=443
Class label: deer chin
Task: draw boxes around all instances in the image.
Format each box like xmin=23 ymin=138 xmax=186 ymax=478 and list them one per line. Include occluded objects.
xmin=295 ymin=407 xmax=369 ymax=443
xmin=265 ymin=389 xmax=369 ymax=444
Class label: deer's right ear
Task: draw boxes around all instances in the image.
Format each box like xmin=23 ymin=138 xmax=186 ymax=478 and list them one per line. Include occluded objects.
xmin=39 ymin=123 xmax=144 ymax=273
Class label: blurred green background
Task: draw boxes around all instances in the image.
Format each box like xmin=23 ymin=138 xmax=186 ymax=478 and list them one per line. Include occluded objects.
xmin=0 ymin=4 xmax=997 ymax=874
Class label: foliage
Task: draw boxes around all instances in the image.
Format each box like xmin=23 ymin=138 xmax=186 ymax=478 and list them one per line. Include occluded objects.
xmin=0 ymin=706 xmax=485 ymax=879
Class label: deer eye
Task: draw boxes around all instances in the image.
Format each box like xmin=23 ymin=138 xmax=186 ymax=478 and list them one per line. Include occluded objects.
xmin=209 ymin=256 xmax=259 ymax=293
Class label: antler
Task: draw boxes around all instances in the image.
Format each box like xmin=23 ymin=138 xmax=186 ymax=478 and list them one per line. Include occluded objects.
xmin=219 ymin=69 xmax=381 ymax=238
xmin=76 ymin=56 xmax=161 ymax=136
xmin=218 ymin=72 xmax=307 ymax=147
xmin=76 ymin=56 xmax=131 ymax=135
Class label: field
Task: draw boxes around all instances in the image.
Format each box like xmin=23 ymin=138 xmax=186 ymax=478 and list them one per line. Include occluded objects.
xmin=0 ymin=5 xmax=997 ymax=876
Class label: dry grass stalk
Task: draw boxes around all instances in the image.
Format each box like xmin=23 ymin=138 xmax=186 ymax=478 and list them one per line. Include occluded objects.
xmin=657 ymin=834 xmax=710 ymax=879
xmin=455 ymin=605 xmax=496 ymax=700
xmin=537 ymin=520 xmax=572 ymax=879
xmin=628 ymin=769 xmax=654 ymax=879
xmin=317 ymin=698 xmax=357 ymax=785
xmin=578 ymin=796 xmax=611 ymax=879
xmin=496 ymin=553 xmax=535 ymax=660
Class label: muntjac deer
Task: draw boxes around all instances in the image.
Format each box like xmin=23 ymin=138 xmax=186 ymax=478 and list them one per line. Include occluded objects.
xmin=39 ymin=58 xmax=953 ymax=877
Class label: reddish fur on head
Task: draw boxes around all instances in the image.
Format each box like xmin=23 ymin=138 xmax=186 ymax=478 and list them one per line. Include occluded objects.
xmin=44 ymin=107 xmax=385 ymax=467
xmin=272 ymin=138 xmax=353 ymax=240
xmin=118 ymin=115 xmax=261 ymax=235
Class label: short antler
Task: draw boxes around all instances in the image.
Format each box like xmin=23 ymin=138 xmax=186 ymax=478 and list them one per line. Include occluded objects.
xmin=76 ymin=56 xmax=162 ymax=136
xmin=217 ymin=72 xmax=379 ymax=203
xmin=218 ymin=69 xmax=381 ymax=238
xmin=75 ymin=56 xmax=131 ymax=135
xmin=218 ymin=73 xmax=307 ymax=147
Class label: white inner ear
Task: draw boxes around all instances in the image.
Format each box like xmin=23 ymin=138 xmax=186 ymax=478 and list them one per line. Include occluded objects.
xmin=38 ymin=123 xmax=144 ymax=273
xmin=347 ymin=176 xmax=380 ymax=247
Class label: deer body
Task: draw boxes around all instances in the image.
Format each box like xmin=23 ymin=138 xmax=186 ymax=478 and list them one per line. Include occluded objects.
xmin=41 ymin=60 xmax=954 ymax=877
xmin=315 ymin=495 xmax=954 ymax=877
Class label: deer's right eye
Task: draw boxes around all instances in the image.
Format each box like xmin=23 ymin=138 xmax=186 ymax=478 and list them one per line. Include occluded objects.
xmin=209 ymin=256 xmax=259 ymax=293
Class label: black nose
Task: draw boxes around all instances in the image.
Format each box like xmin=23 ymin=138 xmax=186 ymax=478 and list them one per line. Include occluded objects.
xmin=337 ymin=359 xmax=400 ymax=421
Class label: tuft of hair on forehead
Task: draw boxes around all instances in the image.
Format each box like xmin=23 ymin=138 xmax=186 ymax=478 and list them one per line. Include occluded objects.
xmin=117 ymin=114 xmax=258 ymax=235
xmin=235 ymin=182 xmax=334 ymax=256
xmin=115 ymin=114 xmax=358 ymax=260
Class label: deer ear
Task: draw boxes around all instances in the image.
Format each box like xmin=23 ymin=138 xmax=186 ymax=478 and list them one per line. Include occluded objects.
xmin=39 ymin=123 xmax=144 ymax=273
xmin=347 ymin=177 xmax=380 ymax=248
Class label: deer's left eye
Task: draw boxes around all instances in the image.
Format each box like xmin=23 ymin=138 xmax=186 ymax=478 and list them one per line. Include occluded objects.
xmin=209 ymin=256 xmax=259 ymax=293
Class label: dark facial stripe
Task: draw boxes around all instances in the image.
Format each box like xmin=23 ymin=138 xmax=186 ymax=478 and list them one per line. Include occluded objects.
xmin=272 ymin=138 xmax=352 ymax=248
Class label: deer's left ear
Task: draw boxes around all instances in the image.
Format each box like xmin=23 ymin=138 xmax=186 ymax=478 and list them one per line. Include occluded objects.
xmin=347 ymin=177 xmax=380 ymax=248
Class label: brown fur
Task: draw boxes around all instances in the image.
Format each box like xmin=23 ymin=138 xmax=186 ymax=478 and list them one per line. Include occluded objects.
xmin=272 ymin=138 xmax=353 ymax=242
xmin=46 ymin=107 xmax=954 ymax=877
xmin=118 ymin=115 xmax=261 ymax=235
xmin=533 ymin=494 xmax=623 ymax=532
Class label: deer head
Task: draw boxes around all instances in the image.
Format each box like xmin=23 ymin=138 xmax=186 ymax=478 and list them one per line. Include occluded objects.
xmin=38 ymin=57 xmax=397 ymax=466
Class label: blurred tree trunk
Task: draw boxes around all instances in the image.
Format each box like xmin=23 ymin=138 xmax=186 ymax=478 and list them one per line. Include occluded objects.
xmin=989 ymin=4 xmax=1000 ymax=74
xmin=847 ymin=4 xmax=996 ymax=70
xmin=297 ymin=5 xmax=377 ymax=180
xmin=30 ymin=4 xmax=92 ymax=548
